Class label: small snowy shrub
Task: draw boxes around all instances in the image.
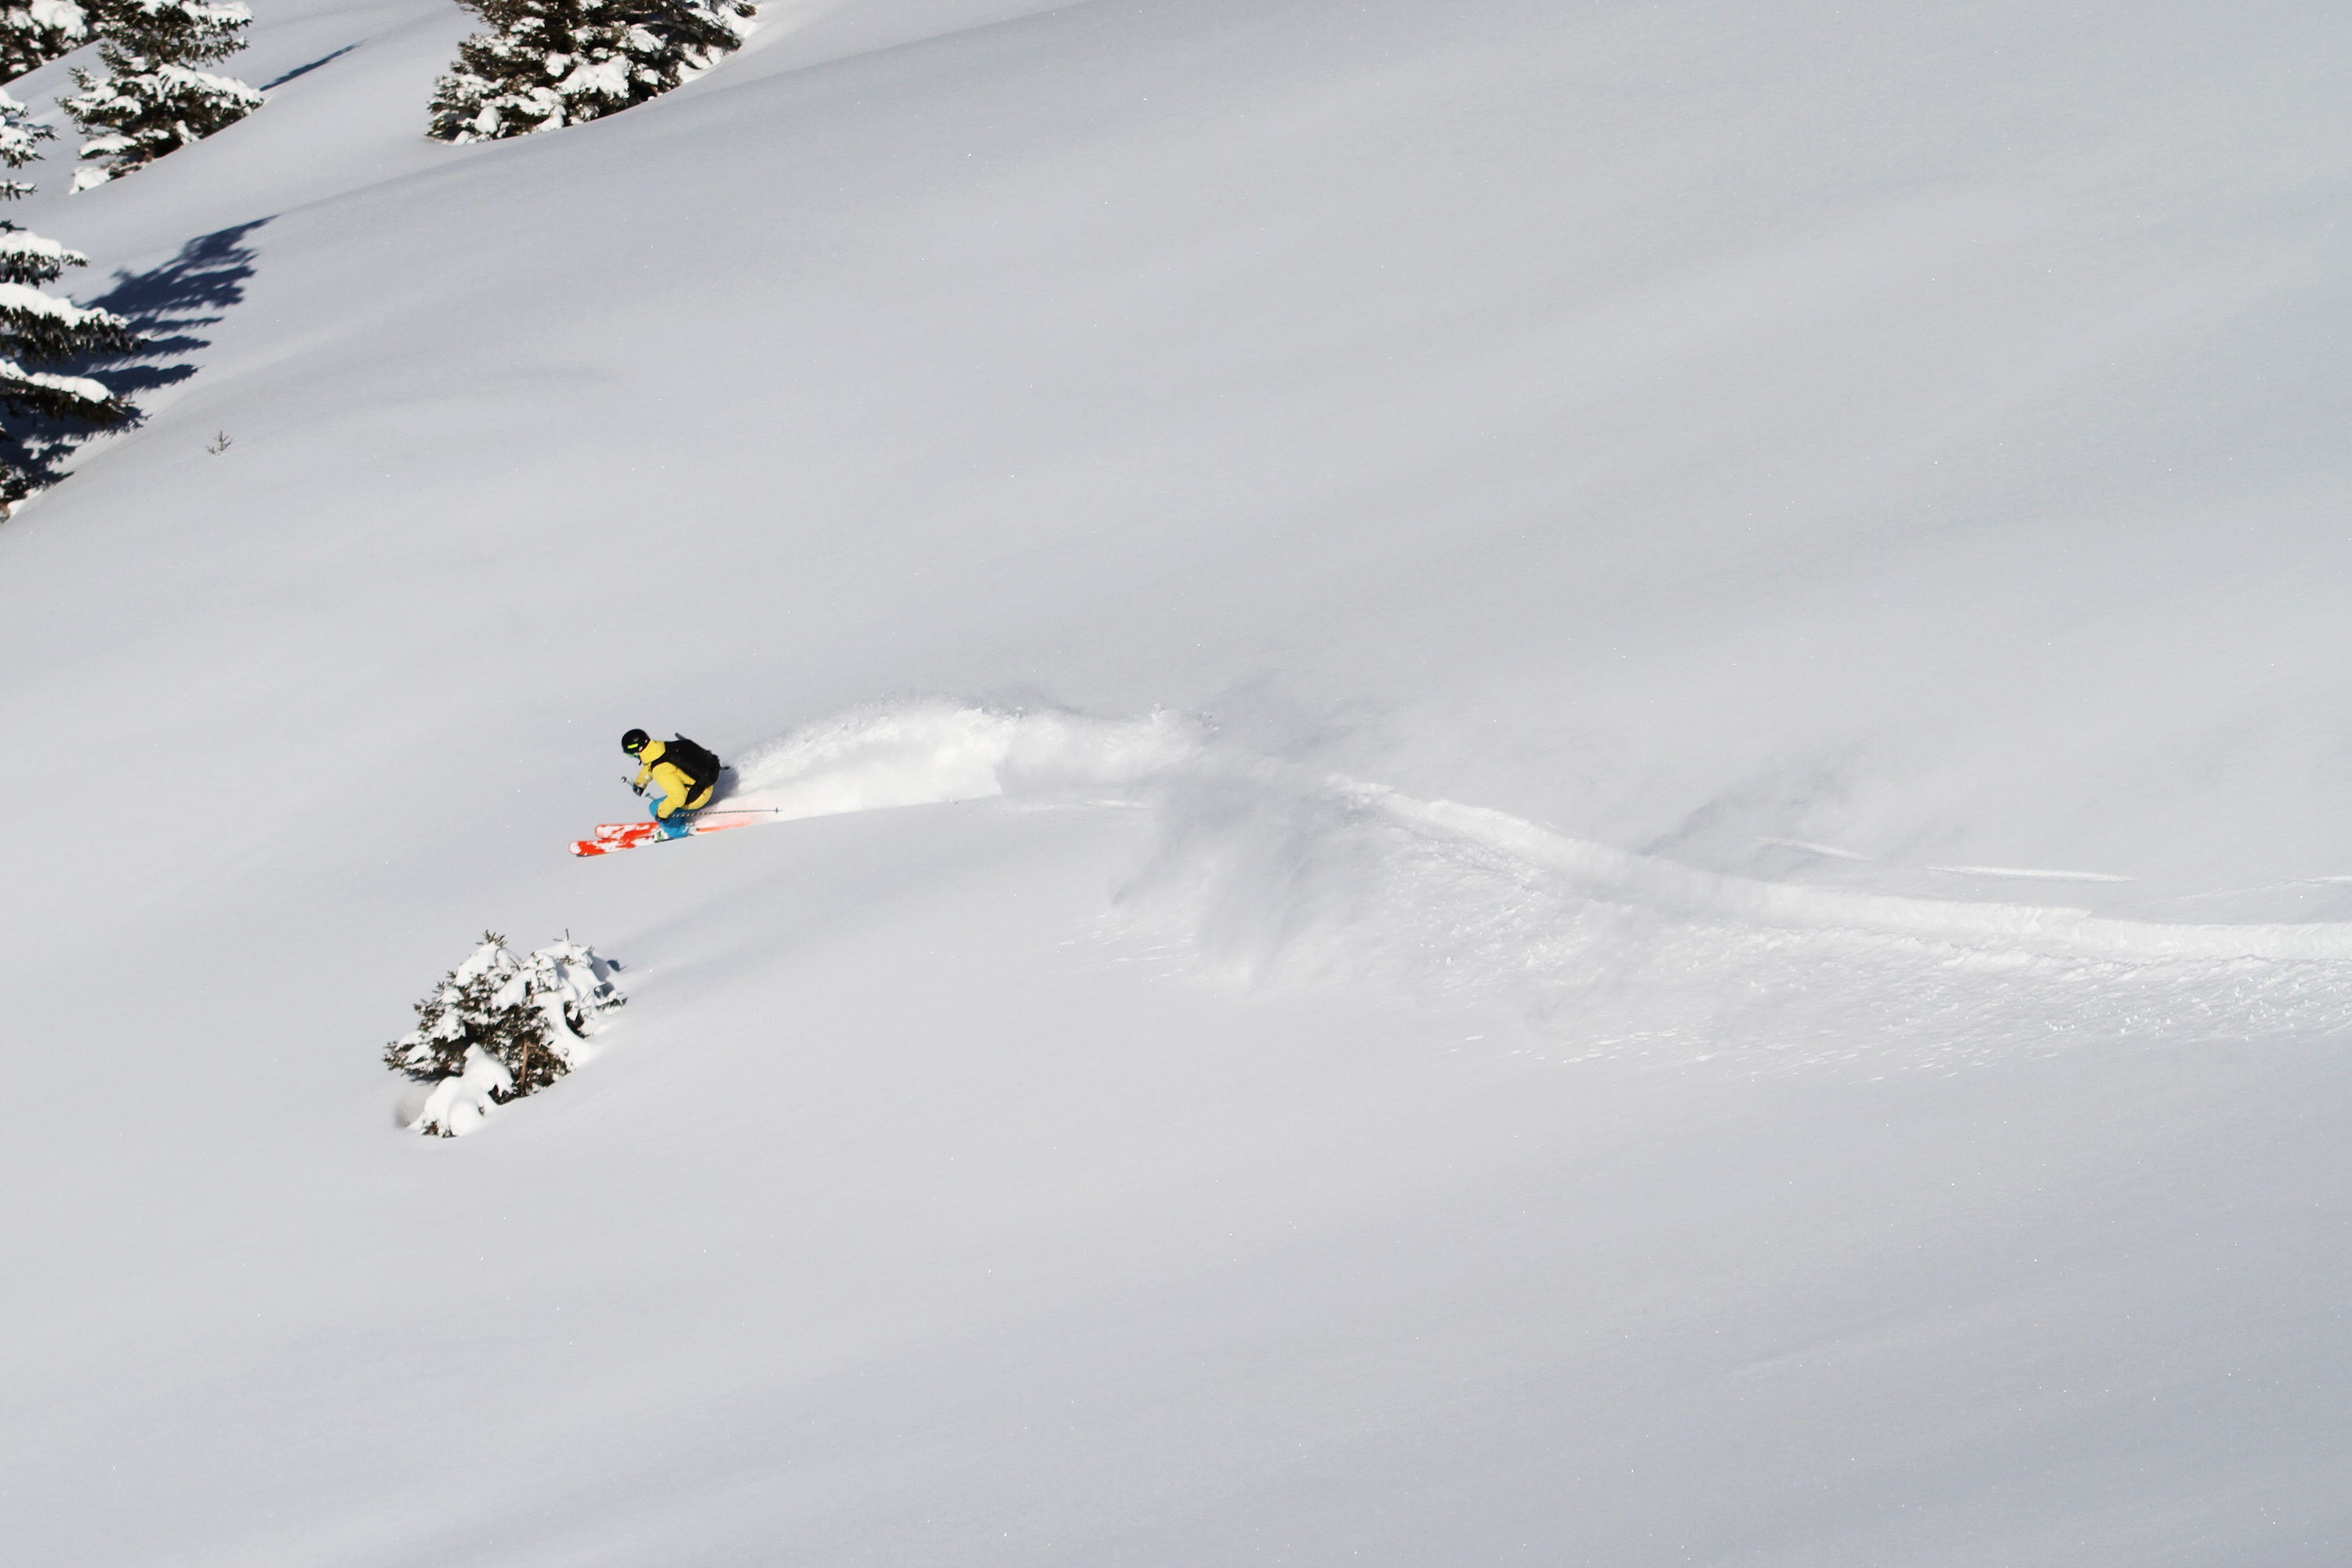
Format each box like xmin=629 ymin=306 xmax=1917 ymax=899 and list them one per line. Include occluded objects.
xmin=2 ymin=0 xmax=89 ymax=82
xmin=384 ymin=931 xmax=626 ymax=1138
xmin=62 ymin=0 xmax=260 ymax=190
xmin=427 ymin=0 xmax=754 ymax=143
xmin=0 ymin=88 xmax=138 ymax=498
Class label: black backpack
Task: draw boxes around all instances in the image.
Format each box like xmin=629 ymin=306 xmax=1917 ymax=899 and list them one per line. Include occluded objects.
xmin=660 ymin=733 xmax=723 ymax=795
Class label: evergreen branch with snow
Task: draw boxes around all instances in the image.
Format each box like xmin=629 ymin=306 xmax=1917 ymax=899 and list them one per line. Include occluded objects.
xmin=1 ymin=0 xmax=89 ymax=83
xmin=0 ymin=86 xmax=138 ymax=493
xmin=62 ymin=0 xmax=259 ymax=187
xmin=0 ymin=229 xmax=85 ymax=285
xmin=428 ymin=0 xmax=755 ymax=143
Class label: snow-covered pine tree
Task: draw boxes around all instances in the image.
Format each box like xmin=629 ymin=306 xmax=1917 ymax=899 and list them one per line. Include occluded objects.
xmin=427 ymin=0 xmax=754 ymax=143
xmin=61 ymin=0 xmax=260 ymax=190
xmin=2 ymin=0 xmax=89 ymax=82
xmin=0 ymin=86 xmax=138 ymax=498
xmin=385 ymin=932 xmax=626 ymax=1137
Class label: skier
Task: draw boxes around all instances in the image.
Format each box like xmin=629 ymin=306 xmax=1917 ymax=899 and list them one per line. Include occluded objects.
xmin=622 ymin=728 xmax=723 ymax=840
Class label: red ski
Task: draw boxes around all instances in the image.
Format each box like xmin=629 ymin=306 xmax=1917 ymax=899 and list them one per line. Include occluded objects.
xmin=568 ymin=808 xmax=779 ymax=857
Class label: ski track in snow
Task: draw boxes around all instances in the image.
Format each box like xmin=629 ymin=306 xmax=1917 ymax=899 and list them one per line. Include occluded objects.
xmin=1926 ymin=864 xmax=2136 ymax=883
xmin=723 ymin=702 xmax=2352 ymax=1069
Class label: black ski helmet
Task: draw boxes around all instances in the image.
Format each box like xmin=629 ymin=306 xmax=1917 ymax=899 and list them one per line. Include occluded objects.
xmin=621 ymin=728 xmax=650 ymax=755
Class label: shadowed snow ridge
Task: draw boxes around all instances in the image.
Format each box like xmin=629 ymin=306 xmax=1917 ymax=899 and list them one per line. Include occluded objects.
xmin=725 ymin=704 xmax=2352 ymax=1065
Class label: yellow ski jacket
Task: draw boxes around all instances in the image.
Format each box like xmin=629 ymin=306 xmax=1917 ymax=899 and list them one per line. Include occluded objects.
xmin=632 ymin=740 xmax=715 ymax=818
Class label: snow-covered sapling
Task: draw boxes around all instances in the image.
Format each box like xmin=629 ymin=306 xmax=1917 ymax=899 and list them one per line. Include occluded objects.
xmin=520 ymin=934 xmax=628 ymax=1041
xmin=61 ymin=0 xmax=260 ymax=189
xmin=428 ymin=0 xmax=755 ymax=143
xmin=0 ymin=87 xmax=139 ymax=499
xmin=2 ymin=0 xmax=90 ymax=82
xmin=384 ymin=931 xmax=626 ymax=1137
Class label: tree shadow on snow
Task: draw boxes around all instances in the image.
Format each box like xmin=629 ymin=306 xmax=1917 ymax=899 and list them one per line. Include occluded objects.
xmin=2 ymin=219 xmax=270 ymax=493
xmin=86 ymin=217 xmax=271 ymax=396
xmin=263 ymin=45 xmax=357 ymax=90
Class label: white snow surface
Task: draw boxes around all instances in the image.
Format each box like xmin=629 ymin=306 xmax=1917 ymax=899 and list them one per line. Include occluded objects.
xmin=3 ymin=1 xmax=2351 ymax=1563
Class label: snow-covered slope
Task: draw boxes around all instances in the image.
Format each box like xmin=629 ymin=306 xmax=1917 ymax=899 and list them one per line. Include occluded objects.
xmin=4 ymin=2 xmax=2350 ymax=1562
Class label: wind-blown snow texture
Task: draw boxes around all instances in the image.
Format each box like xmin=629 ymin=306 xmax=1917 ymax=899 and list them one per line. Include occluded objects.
xmin=3 ymin=2 xmax=2350 ymax=1563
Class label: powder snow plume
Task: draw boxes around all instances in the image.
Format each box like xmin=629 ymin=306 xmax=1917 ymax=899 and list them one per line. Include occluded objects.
xmin=724 ymin=700 xmax=1200 ymax=820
